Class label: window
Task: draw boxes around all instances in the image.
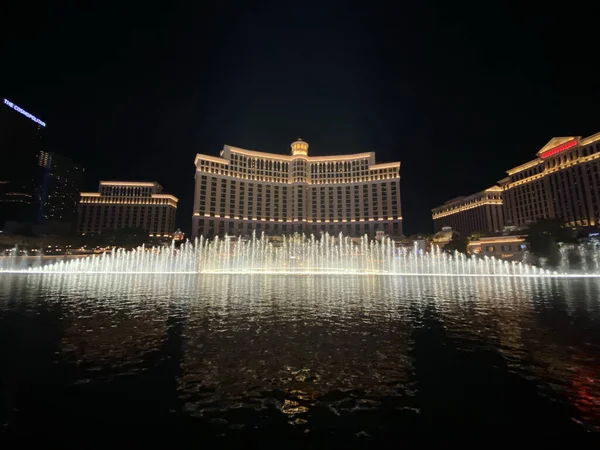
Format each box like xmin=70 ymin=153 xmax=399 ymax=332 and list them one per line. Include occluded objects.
xmin=501 ymin=244 xmax=511 ymax=252
xmin=486 ymin=246 xmax=495 ymax=252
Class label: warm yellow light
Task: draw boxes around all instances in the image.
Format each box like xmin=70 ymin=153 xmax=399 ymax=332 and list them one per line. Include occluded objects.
xmin=580 ymin=132 xmax=600 ymax=146
xmin=194 ymin=154 xmax=229 ymax=166
xmin=217 ymin=146 xmax=376 ymax=163
xmin=506 ymin=159 xmax=543 ymax=175
xmin=432 ymin=200 xmax=503 ymax=219
xmin=370 ymin=162 xmax=401 ymax=170
xmin=468 ymin=237 xmax=525 ymax=245
xmin=100 ymin=181 xmax=158 ymax=187
xmin=153 ymin=194 xmax=179 ymax=202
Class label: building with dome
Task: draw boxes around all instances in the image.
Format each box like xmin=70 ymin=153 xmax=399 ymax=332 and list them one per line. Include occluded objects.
xmin=192 ymin=139 xmax=402 ymax=238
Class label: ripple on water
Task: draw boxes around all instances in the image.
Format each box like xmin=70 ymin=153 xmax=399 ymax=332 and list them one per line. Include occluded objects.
xmin=0 ymin=274 xmax=599 ymax=436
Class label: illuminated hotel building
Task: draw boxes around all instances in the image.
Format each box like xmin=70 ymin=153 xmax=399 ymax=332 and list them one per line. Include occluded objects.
xmin=432 ymin=133 xmax=600 ymax=234
xmin=499 ymin=134 xmax=600 ymax=227
xmin=192 ymin=139 xmax=402 ymax=238
xmin=0 ymin=98 xmax=45 ymax=225
xmin=431 ymin=186 xmax=504 ymax=235
xmin=0 ymin=99 xmax=84 ymax=229
xmin=78 ymin=181 xmax=178 ymax=237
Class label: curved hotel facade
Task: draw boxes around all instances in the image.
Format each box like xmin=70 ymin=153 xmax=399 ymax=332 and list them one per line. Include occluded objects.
xmin=192 ymin=139 xmax=402 ymax=239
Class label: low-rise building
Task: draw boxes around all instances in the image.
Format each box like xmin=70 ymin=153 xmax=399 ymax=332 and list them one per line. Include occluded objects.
xmin=467 ymin=235 xmax=528 ymax=261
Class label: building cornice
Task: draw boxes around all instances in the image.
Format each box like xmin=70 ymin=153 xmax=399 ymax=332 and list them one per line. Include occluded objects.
xmin=432 ymin=185 xmax=501 ymax=216
xmin=153 ymin=194 xmax=179 ymax=202
xmin=580 ymin=132 xmax=600 ymax=146
xmin=432 ymin=199 xmax=502 ymax=219
xmin=194 ymin=154 xmax=229 ymax=166
xmin=536 ymin=137 xmax=579 ymax=157
xmin=99 ymin=181 xmax=159 ymax=187
xmin=221 ymin=146 xmax=377 ymax=163
xmin=506 ymin=159 xmax=543 ymax=175
xmin=370 ymin=162 xmax=401 ymax=170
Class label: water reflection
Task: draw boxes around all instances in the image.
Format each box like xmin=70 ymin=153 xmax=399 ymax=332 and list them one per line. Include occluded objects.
xmin=179 ymin=276 xmax=415 ymax=427
xmin=0 ymin=274 xmax=599 ymax=435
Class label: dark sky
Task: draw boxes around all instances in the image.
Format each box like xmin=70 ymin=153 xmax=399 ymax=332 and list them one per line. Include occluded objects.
xmin=2 ymin=1 xmax=599 ymax=234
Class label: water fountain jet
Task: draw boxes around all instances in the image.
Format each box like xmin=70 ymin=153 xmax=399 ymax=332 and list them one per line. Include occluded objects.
xmin=2 ymin=232 xmax=595 ymax=277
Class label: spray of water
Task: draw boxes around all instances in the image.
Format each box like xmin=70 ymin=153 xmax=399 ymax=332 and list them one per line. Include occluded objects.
xmin=3 ymin=232 xmax=593 ymax=277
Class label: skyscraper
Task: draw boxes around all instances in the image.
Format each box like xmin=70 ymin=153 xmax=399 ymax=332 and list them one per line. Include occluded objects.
xmin=0 ymin=98 xmax=84 ymax=231
xmin=0 ymin=98 xmax=45 ymax=226
xmin=36 ymin=151 xmax=85 ymax=225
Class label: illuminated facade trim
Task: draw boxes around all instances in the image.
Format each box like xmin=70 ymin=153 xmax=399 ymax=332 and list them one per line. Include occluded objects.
xmin=432 ymin=200 xmax=503 ymax=220
xmin=580 ymin=132 xmax=600 ymax=147
xmin=539 ymin=139 xmax=577 ymax=159
xmin=98 ymin=181 xmax=159 ymax=187
xmin=467 ymin=235 xmax=528 ymax=261
xmin=506 ymin=159 xmax=544 ymax=175
xmin=193 ymin=139 xmax=402 ymax=238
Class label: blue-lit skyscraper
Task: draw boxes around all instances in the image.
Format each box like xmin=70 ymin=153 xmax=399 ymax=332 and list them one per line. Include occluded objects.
xmin=0 ymin=98 xmax=46 ymax=226
xmin=0 ymin=98 xmax=84 ymax=232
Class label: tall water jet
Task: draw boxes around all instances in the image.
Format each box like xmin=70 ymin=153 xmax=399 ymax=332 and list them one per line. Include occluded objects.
xmin=0 ymin=232 xmax=583 ymax=276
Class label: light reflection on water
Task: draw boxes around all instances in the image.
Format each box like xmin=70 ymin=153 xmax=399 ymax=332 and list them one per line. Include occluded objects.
xmin=1 ymin=274 xmax=599 ymax=436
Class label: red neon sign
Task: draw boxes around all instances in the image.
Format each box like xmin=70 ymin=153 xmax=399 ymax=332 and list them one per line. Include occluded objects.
xmin=540 ymin=140 xmax=577 ymax=159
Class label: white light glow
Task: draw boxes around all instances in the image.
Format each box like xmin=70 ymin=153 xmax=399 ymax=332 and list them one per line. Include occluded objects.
xmin=2 ymin=233 xmax=600 ymax=277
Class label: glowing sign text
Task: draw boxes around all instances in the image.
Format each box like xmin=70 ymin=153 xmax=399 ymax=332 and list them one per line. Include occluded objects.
xmin=540 ymin=140 xmax=577 ymax=159
xmin=3 ymin=99 xmax=46 ymax=127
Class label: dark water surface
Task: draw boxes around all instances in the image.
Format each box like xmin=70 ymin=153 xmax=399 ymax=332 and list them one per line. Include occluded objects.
xmin=1 ymin=274 xmax=599 ymax=444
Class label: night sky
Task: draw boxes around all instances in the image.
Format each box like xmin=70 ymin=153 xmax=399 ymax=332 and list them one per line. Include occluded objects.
xmin=2 ymin=2 xmax=599 ymax=235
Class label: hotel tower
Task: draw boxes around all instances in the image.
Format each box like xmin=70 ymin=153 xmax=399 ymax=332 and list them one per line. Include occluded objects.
xmin=432 ymin=133 xmax=600 ymax=233
xmin=78 ymin=181 xmax=178 ymax=238
xmin=192 ymin=139 xmax=402 ymax=238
